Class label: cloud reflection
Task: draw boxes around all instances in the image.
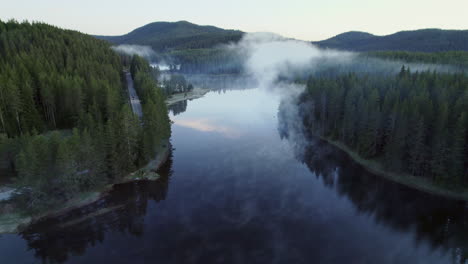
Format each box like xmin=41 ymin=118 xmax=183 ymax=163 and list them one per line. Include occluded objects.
xmin=174 ymin=118 xmax=242 ymax=139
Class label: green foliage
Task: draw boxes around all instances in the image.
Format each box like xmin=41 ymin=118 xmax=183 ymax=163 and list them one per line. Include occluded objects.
xmin=14 ymin=129 xmax=105 ymax=211
xmin=130 ymin=55 xmax=171 ymax=163
xmin=301 ymin=69 xmax=467 ymax=187
xmin=0 ymin=21 xmax=171 ymax=213
xmin=97 ymin=21 xmax=244 ymax=74
xmin=169 ymin=48 xmax=243 ymax=74
xmin=0 ymin=19 xmax=123 ymax=137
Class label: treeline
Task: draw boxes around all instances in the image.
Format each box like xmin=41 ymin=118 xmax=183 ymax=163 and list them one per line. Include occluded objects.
xmin=299 ymin=68 xmax=467 ymax=186
xmin=0 ymin=20 xmax=123 ymax=136
xmin=367 ymin=51 xmax=468 ymax=69
xmin=151 ymin=33 xmax=241 ymax=51
xmin=162 ymin=74 xmax=193 ymax=94
xmin=0 ymin=20 xmax=170 ymax=212
xmin=168 ymin=48 xmax=243 ymax=74
xmin=130 ymin=55 xmax=171 ymax=160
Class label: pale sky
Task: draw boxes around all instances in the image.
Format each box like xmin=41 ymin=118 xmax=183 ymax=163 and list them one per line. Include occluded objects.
xmin=1 ymin=0 xmax=467 ymax=41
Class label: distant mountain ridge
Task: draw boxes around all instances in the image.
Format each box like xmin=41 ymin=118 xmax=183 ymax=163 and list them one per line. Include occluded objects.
xmin=314 ymin=29 xmax=468 ymax=52
xmin=96 ymin=21 xmax=244 ymax=51
xmin=97 ymin=22 xmax=468 ymax=53
xmin=95 ymin=22 xmax=468 ymax=73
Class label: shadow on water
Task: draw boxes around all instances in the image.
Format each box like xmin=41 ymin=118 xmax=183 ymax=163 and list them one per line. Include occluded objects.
xmin=298 ymin=139 xmax=468 ymax=260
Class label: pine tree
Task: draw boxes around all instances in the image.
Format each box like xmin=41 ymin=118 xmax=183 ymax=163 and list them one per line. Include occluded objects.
xmin=450 ymin=112 xmax=467 ymax=183
xmin=56 ymin=139 xmax=79 ymax=199
xmin=430 ymin=103 xmax=449 ymax=181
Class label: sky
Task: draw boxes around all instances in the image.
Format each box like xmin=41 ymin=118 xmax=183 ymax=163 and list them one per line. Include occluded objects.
xmin=1 ymin=0 xmax=467 ymax=41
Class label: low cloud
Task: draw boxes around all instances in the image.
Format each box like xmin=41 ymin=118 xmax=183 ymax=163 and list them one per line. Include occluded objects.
xmin=111 ymin=44 xmax=156 ymax=59
xmin=224 ymin=33 xmax=355 ymax=87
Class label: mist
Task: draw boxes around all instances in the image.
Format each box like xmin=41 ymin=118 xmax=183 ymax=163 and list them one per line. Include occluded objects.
xmin=110 ymin=33 xmax=459 ymax=87
xmin=223 ymin=33 xmax=355 ymax=88
xmin=111 ymin=44 xmax=156 ymax=60
xmin=215 ymin=32 xmax=461 ymax=90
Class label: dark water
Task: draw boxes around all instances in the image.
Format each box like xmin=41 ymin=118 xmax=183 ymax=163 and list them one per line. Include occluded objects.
xmin=1 ymin=87 xmax=468 ymax=264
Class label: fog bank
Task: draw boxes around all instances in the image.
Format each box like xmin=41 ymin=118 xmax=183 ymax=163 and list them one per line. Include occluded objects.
xmin=111 ymin=44 xmax=156 ymax=59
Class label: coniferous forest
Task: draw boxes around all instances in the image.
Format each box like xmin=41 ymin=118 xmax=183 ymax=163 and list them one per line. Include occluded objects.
xmin=0 ymin=20 xmax=170 ymax=212
xmin=366 ymin=51 xmax=468 ymax=69
xmin=299 ymin=68 xmax=467 ymax=188
xmin=1 ymin=6 xmax=468 ymax=262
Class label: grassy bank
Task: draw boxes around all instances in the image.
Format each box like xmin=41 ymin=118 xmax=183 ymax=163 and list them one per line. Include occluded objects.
xmin=166 ymin=88 xmax=210 ymax=106
xmin=0 ymin=140 xmax=171 ymax=234
xmin=322 ymin=137 xmax=468 ymax=201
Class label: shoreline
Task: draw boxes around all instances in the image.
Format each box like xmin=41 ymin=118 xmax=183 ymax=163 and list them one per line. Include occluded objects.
xmin=320 ymin=137 xmax=468 ymax=201
xmin=166 ymin=88 xmax=210 ymax=106
xmin=0 ymin=140 xmax=171 ymax=234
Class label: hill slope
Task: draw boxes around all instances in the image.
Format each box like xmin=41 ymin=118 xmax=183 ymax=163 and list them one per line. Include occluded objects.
xmin=96 ymin=21 xmax=244 ymax=51
xmin=314 ymin=29 xmax=468 ymax=52
xmin=0 ymin=20 xmax=170 ymax=211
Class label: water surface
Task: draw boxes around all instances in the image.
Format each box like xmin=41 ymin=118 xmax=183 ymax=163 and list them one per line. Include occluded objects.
xmin=1 ymin=86 xmax=467 ymax=264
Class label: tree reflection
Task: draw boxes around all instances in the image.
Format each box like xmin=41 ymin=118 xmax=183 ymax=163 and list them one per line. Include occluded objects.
xmin=16 ymin=96 xmax=468 ymax=264
xmin=169 ymin=100 xmax=188 ymax=116
xmin=19 ymin=154 xmax=174 ymax=264
xmin=278 ymin=98 xmax=468 ymax=263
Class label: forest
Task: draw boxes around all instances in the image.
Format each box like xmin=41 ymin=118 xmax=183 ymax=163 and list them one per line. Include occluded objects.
xmin=298 ymin=67 xmax=467 ymax=187
xmin=169 ymin=48 xmax=243 ymax=74
xmin=0 ymin=20 xmax=170 ymax=212
xmin=162 ymin=74 xmax=193 ymax=94
xmin=366 ymin=51 xmax=468 ymax=69
xmin=97 ymin=21 xmax=243 ymax=74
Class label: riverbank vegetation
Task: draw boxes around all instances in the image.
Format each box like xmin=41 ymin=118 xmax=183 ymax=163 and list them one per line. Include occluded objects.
xmin=0 ymin=20 xmax=171 ymax=214
xmin=130 ymin=55 xmax=171 ymax=160
xmin=299 ymin=68 xmax=467 ymax=190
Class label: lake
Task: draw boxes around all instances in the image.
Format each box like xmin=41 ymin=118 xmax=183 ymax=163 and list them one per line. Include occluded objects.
xmin=0 ymin=83 xmax=467 ymax=264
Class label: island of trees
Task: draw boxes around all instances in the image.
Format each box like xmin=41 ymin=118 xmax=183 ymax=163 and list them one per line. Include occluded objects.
xmin=0 ymin=20 xmax=170 ymax=213
xmin=298 ymin=67 xmax=467 ymax=193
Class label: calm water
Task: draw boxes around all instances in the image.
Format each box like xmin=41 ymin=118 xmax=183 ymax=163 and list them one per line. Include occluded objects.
xmin=1 ymin=86 xmax=467 ymax=264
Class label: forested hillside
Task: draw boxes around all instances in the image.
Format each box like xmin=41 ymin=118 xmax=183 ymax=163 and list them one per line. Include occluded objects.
xmin=0 ymin=20 xmax=123 ymax=136
xmin=96 ymin=21 xmax=243 ymax=52
xmin=100 ymin=23 xmax=468 ymax=74
xmin=314 ymin=29 xmax=468 ymax=52
xmin=97 ymin=21 xmax=244 ymax=74
xmin=298 ymin=68 xmax=467 ymax=187
xmin=0 ymin=20 xmax=171 ymax=212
